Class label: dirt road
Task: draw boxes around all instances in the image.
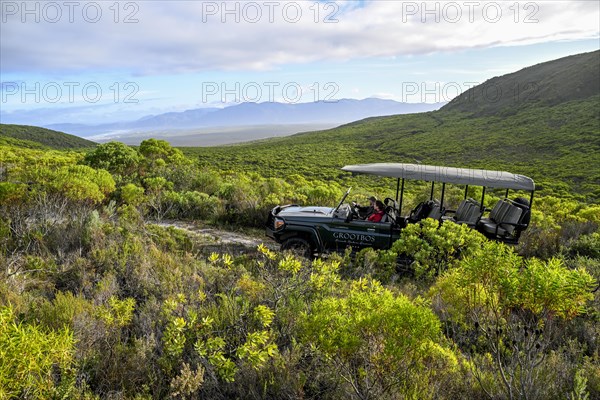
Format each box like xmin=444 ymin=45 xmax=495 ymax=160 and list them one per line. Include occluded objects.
xmin=153 ymin=221 xmax=277 ymax=253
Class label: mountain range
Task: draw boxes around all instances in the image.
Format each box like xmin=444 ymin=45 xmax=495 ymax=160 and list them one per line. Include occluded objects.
xmin=43 ymin=98 xmax=445 ymax=144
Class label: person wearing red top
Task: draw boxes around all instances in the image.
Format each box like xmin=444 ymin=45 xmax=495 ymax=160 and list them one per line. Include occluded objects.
xmin=367 ymin=200 xmax=386 ymax=222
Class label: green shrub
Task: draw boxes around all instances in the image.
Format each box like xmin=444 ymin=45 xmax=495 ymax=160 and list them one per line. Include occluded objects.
xmin=82 ymin=141 xmax=141 ymax=176
xmin=431 ymin=241 xmax=596 ymax=399
xmin=301 ymin=278 xmax=459 ymax=399
xmin=565 ymin=232 xmax=600 ymax=259
xmin=0 ymin=305 xmax=77 ymax=399
xmin=121 ymin=183 xmax=145 ymax=206
xmin=391 ymin=218 xmax=486 ymax=280
xmin=351 ymin=247 xmax=397 ymax=283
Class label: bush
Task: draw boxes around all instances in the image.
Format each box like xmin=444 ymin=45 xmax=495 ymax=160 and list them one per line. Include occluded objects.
xmin=82 ymin=141 xmax=141 ymax=176
xmin=121 ymin=183 xmax=145 ymax=206
xmin=391 ymin=218 xmax=486 ymax=280
xmin=430 ymin=242 xmax=596 ymax=399
xmin=301 ymin=278 xmax=459 ymax=400
xmin=565 ymin=232 xmax=600 ymax=259
xmin=0 ymin=305 xmax=77 ymax=399
xmin=351 ymin=247 xmax=397 ymax=283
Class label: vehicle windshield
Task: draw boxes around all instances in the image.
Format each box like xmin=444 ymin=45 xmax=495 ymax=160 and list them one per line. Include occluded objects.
xmin=333 ymin=187 xmax=351 ymax=214
xmin=332 ymin=203 xmax=351 ymax=219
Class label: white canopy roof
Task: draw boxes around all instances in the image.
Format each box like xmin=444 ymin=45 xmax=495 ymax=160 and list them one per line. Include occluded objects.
xmin=341 ymin=163 xmax=535 ymax=191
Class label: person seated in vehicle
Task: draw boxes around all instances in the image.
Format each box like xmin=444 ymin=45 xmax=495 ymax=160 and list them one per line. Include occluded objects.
xmin=367 ymin=200 xmax=386 ymax=222
xmin=352 ymin=196 xmax=377 ymax=219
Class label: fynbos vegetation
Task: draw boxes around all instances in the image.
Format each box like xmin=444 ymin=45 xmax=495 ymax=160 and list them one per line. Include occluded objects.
xmin=1 ymin=51 xmax=599 ymax=399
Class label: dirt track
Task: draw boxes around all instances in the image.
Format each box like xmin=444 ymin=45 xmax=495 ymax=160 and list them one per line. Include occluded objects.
xmin=153 ymin=221 xmax=278 ymax=253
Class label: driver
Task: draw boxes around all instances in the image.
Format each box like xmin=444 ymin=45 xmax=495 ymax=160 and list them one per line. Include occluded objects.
xmin=352 ymin=196 xmax=377 ymax=219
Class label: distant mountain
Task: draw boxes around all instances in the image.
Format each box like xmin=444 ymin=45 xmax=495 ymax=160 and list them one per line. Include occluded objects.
xmin=44 ymin=99 xmax=445 ymax=139
xmin=191 ymin=99 xmax=443 ymax=126
xmin=443 ymin=50 xmax=600 ymax=116
xmin=0 ymin=124 xmax=97 ymax=149
xmin=132 ymin=108 xmax=221 ymax=128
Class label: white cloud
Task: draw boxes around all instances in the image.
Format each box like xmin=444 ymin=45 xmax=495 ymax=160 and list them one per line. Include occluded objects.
xmin=1 ymin=0 xmax=598 ymax=75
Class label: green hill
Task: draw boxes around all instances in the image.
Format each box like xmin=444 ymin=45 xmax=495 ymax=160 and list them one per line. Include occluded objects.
xmin=0 ymin=124 xmax=97 ymax=150
xmin=185 ymin=51 xmax=600 ymax=202
xmin=443 ymin=50 xmax=600 ymax=116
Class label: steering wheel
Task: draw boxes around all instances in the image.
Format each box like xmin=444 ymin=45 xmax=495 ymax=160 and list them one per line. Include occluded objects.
xmin=350 ymin=202 xmax=360 ymax=219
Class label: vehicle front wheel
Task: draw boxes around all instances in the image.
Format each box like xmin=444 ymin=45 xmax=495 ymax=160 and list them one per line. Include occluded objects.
xmin=281 ymin=237 xmax=313 ymax=258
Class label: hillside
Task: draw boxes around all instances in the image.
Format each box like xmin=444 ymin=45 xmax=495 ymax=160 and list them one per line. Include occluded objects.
xmin=185 ymin=51 xmax=600 ymax=201
xmin=0 ymin=124 xmax=97 ymax=149
xmin=443 ymin=50 xmax=600 ymax=116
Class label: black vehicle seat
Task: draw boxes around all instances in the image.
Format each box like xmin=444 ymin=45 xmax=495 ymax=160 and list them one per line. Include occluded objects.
xmin=464 ymin=198 xmax=483 ymax=225
xmin=442 ymin=198 xmax=481 ymax=226
xmin=456 ymin=200 xmax=474 ymax=221
xmin=510 ymin=197 xmax=531 ymax=226
xmin=462 ymin=202 xmax=483 ymax=226
xmin=426 ymin=200 xmax=443 ymax=220
xmin=479 ymin=200 xmax=505 ymax=225
xmin=442 ymin=199 xmax=470 ymax=221
xmin=381 ymin=205 xmax=398 ymax=224
xmin=408 ymin=201 xmax=433 ymax=223
xmin=380 ymin=212 xmax=389 ymax=223
xmin=507 ymin=197 xmax=531 ymax=235
xmin=477 ymin=199 xmax=523 ymax=238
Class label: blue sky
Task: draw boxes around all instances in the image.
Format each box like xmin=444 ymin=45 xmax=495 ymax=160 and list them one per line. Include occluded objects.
xmin=1 ymin=0 xmax=599 ymax=125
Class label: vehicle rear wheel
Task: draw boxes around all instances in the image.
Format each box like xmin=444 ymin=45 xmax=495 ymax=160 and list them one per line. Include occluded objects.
xmin=281 ymin=237 xmax=312 ymax=258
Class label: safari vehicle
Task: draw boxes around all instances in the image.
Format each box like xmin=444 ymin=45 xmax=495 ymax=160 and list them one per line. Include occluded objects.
xmin=266 ymin=163 xmax=535 ymax=257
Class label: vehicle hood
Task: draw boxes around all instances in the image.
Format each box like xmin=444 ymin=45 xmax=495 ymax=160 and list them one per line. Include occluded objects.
xmin=275 ymin=205 xmax=333 ymax=218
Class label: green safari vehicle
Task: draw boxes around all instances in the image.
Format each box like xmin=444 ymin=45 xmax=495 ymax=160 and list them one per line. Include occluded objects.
xmin=266 ymin=163 xmax=535 ymax=257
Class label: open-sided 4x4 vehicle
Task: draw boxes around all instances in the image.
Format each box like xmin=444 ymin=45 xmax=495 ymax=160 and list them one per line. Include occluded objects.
xmin=266 ymin=163 xmax=535 ymax=257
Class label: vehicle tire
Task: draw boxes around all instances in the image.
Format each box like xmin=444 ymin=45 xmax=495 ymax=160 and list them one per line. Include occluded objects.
xmin=281 ymin=237 xmax=313 ymax=258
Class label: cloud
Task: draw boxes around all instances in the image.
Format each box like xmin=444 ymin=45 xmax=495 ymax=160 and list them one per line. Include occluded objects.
xmin=1 ymin=0 xmax=598 ymax=75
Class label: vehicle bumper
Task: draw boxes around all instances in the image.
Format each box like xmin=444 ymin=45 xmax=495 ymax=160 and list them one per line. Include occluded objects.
xmin=265 ymin=227 xmax=277 ymax=241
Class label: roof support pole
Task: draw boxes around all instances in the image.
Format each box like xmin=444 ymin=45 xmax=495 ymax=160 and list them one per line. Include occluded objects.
xmin=529 ymin=190 xmax=534 ymax=208
xmin=480 ymin=187 xmax=486 ymax=212
xmin=440 ymin=183 xmax=446 ymax=209
xmin=464 ymin=185 xmax=469 ymax=200
xmin=398 ymin=178 xmax=405 ymax=214
xmin=430 ymin=182 xmax=435 ymax=200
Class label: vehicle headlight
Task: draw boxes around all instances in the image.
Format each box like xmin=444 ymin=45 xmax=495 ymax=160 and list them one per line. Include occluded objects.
xmin=274 ymin=218 xmax=285 ymax=230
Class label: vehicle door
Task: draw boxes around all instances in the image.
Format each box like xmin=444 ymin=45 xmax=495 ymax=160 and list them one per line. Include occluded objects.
xmin=319 ymin=215 xmax=393 ymax=251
